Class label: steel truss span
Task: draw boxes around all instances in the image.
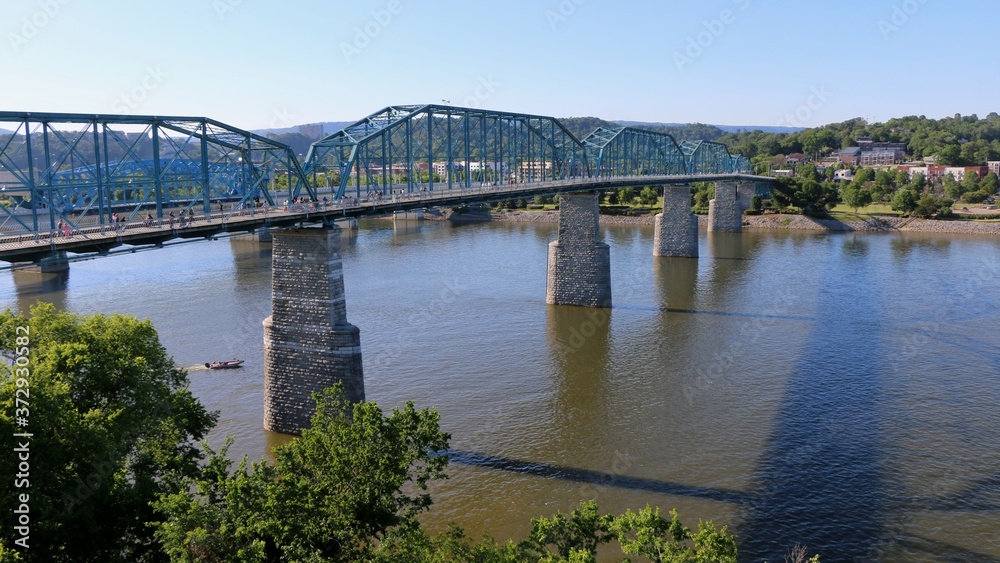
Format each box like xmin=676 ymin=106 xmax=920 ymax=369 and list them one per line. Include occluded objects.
xmin=582 ymin=126 xmax=751 ymax=178
xmin=303 ymin=104 xmax=588 ymax=200
xmin=0 ymin=112 xmax=311 ymax=236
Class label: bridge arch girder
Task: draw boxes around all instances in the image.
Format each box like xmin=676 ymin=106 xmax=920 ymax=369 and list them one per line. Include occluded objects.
xmin=582 ymin=126 xmax=686 ymax=178
xmin=0 ymin=111 xmax=310 ymax=233
xmin=303 ymin=104 xmax=589 ymax=200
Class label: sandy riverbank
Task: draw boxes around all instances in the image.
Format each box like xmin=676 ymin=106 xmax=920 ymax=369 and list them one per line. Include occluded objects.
xmin=489 ymin=210 xmax=1000 ymax=235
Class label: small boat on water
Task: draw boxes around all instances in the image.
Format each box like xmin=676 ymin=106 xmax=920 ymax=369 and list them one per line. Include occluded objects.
xmin=205 ymin=359 xmax=244 ymax=369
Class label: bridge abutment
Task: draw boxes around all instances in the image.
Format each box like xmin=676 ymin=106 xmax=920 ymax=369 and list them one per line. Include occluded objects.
xmin=654 ymin=185 xmax=698 ymax=257
xmin=263 ymin=226 xmax=364 ymax=435
xmin=708 ymin=182 xmax=742 ymax=233
xmin=546 ymin=192 xmax=611 ymax=308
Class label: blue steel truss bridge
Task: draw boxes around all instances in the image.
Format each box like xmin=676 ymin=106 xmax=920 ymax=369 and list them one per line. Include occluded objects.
xmin=0 ymin=105 xmax=769 ymax=267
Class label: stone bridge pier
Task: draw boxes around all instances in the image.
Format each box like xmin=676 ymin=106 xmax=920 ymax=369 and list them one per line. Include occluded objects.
xmin=654 ymin=184 xmax=698 ymax=257
xmin=708 ymin=182 xmax=741 ymax=232
xmin=709 ymin=182 xmax=755 ymax=233
xmin=263 ymin=226 xmax=364 ymax=435
xmin=546 ymin=192 xmax=612 ymax=308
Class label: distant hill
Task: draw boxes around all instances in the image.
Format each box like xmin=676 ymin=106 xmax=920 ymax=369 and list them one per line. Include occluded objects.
xmin=0 ymin=128 xmax=14 ymax=135
xmin=558 ymin=118 xmax=802 ymax=143
xmin=714 ymin=124 xmax=805 ymax=134
xmin=252 ymin=121 xmax=353 ymax=139
xmin=618 ymin=121 xmax=804 ymax=136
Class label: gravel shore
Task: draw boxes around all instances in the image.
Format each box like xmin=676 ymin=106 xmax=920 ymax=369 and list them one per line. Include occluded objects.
xmin=490 ymin=210 xmax=1000 ymax=235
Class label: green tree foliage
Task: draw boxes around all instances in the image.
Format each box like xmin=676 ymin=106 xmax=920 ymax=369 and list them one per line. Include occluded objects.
xmin=840 ymin=184 xmax=873 ymax=212
xmin=853 ymin=168 xmax=875 ymax=184
xmin=690 ymin=183 xmax=715 ymax=212
xmin=913 ymin=195 xmax=954 ymax=218
xmin=748 ymin=195 xmax=763 ymax=215
xmin=0 ymin=304 xmax=216 ymax=562
xmin=963 ymin=190 xmax=991 ymax=204
xmin=638 ymin=186 xmax=659 ymax=206
xmin=772 ymin=177 xmax=839 ymax=215
xmin=981 ymin=171 xmax=1000 ymax=194
xmin=153 ymin=385 xmax=451 ymax=562
xmin=908 ymin=172 xmax=927 ymax=193
xmin=618 ymin=187 xmax=636 ymax=205
xmin=798 ymin=163 xmax=820 ymax=183
xmin=718 ymin=113 xmax=1000 ymax=166
xmin=890 ymin=189 xmax=919 ymax=214
xmin=942 ymin=174 xmax=965 ymax=200
xmin=373 ymin=501 xmax=742 ymax=563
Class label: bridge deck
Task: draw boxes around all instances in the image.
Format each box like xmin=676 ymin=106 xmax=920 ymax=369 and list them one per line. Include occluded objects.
xmin=0 ymin=174 xmax=769 ymax=265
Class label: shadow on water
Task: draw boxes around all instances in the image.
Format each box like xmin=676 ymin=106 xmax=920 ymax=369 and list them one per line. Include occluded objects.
xmin=738 ymin=243 xmax=886 ymax=562
xmin=447 ymin=450 xmax=754 ymax=506
xmin=11 ymin=268 xmax=69 ymax=313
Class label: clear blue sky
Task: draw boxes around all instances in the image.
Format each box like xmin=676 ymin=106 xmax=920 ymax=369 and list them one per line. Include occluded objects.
xmin=2 ymin=0 xmax=995 ymax=130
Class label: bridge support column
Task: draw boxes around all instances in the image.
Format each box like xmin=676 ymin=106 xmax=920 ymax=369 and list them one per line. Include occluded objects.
xmin=737 ymin=183 xmax=755 ymax=214
xmin=546 ymin=192 xmax=611 ymax=308
xmin=263 ymin=226 xmax=364 ymax=435
xmin=654 ymin=185 xmax=698 ymax=257
xmin=708 ymin=182 xmax=742 ymax=233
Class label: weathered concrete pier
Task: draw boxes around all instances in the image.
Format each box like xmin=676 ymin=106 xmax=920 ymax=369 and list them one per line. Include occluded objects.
xmin=654 ymin=185 xmax=699 ymax=257
xmin=546 ymin=192 xmax=612 ymax=308
xmin=263 ymin=226 xmax=364 ymax=435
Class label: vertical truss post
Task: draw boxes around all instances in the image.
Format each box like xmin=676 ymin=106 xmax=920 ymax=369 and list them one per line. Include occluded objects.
xmin=92 ymin=122 xmax=105 ymax=228
xmin=152 ymin=123 xmax=164 ymax=219
xmin=24 ymin=121 xmax=39 ymax=237
xmin=100 ymin=124 xmax=111 ymax=225
xmin=464 ymin=115 xmax=471 ymax=188
xmin=405 ymin=118 xmax=412 ymax=192
xmin=446 ymin=110 xmax=453 ymax=191
xmin=381 ymin=132 xmax=388 ymax=194
xmin=200 ymin=122 xmax=210 ymax=215
xmin=42 ymin=123 xmax=56 ymax=230
xmin=427 ymin=110 xmax=433 ymax=193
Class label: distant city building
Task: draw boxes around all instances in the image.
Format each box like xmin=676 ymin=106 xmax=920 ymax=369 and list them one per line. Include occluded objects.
xmin=785 ymin=153 xmax=809 ymax=164
xmin=860 ymin=150 xmax=904 ymax=167
xmin=988 ymin=161 xmax=1000 ymax=177
xmin=773 ymin=169 xmax=794 ymax=178
xmin=839 ymin=137 xmax=908 ymax=165
xmin=903 ymin=165 xmax=987 ymax=182
xmin=839 ymin=147 xmax=862 ymax=165
xmin=856 ymin=137 xmax=907 ymax=153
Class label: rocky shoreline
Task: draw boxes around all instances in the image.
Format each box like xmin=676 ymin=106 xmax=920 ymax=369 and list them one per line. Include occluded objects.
xmin=489 ymin=210 xmax=1000 ymax=235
